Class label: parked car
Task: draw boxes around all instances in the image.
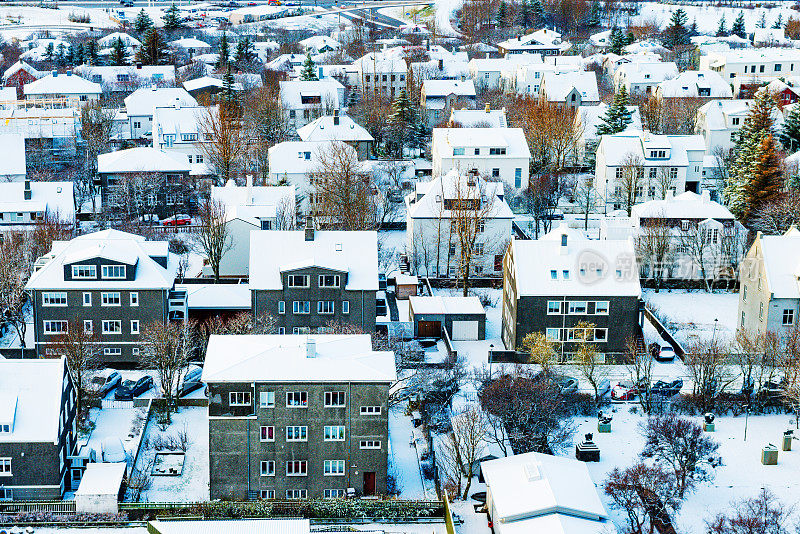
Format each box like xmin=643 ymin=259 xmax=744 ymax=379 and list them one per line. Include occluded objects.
xmin=762 ymin=379 xmax=787 ymax=399
xmin=115 ymin=376 xmax=154 ymax=400
xmin=611 ymin=381 xmax=638 ymax=401
xmin=162 ymin=214 xmax=192 ymax=226
xmin=597 ymin=378 xmax=611 ymax=398
xmin=178 ymin=366 xmax=204 ymax=398
xmin=654 ymin=344 xmax=676 ymax=362
xmin=556 ymin=376 xmax=579 ymax=395
xmin=652 ymin=378 xmax=683 ymax=397
xmin=100 ymin=437 xmax=127 ymax=463
xmin=120 ymin=0 xmax=134 ymax=6
xmin=89 ymin=369 xmax=122 ymax=398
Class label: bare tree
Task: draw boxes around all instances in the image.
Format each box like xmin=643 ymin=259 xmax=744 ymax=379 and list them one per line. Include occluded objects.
xmin=707 ymin=489 xmax=796 ymax=534
xmin=0 ymin=232 xmax=31 ymax=356
xmin=80 ymin=100 xmax=115 ymax=178
xmin=140 ymin=321 xmax=193 ymax=423
xmin=449 ymin=405 xmax=488 ymax=499
xmin=678 ymin=223 xmax=719 ymax=292
xmin=617 ymin=153 xmax=644 ymax=216
xmin=30 ymin=210 xmax=72 ymax=263
xmin=198 ymin=105 xmax=248 ymax=186
xmin=242 ymin=87 xmax=291 ymax=183
xmin=626 ymin=336 xmax=655 ymax=414
xmin=635 ymin=215 xmax=671 ymax=290
xmin=604 ymin=463 xmax=683 ymax=534
xmin=652 ymin=166 xmax=676 ymax=199
xmin=52 ymin=321 xmax=100 ymax=417
xmin=574 ymin=320 xmax=607 ymax=404
xmin=274 ymin=194 xmax=296 ymax=230
xmin=574 ymin=175 xmax=597 ymax=231
xmin=196 ymin=198 xmax=232 ymax=282
xmin=750 ymin=190 xmax=800 ymax=235
xmin=684 ymin=337 xmax=734 ymax=412
xmin=449 ymin=175 xmax=496 ymax=296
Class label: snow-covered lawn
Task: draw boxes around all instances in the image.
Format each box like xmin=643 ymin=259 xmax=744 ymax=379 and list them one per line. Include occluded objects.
xmin=633 ymin=1 xmax=798 ymax=36
xmin=644 ymin=289 xmax=739 ymax=346
xmin=389 ymin=402 xmax=437 ymax=499
xmin=84 ymin=404 xmax=149 ymax=469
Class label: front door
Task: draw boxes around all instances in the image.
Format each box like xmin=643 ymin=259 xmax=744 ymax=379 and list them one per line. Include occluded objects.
xmin=363 ymin=472 xmax=376 ymax=496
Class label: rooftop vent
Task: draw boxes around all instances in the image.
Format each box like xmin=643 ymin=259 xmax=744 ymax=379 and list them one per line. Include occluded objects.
xmin=523 ymin=462 xmax=542 ymax=482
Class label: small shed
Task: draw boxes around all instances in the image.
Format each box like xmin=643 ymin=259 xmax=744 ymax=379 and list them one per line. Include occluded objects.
xmin=395 ymin=273 xmax=419 ymax=300
xmin=74 ymin=462 xmax=127 ymax=514
xmin=409 ymin=296 xmax=486 ymax=340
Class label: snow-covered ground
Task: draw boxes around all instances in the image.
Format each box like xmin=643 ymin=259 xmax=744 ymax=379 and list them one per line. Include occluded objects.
xmin=83 ymin=404 xmax=149 ymax=469
xmin=644 ymin=289 xmax=739 ymax=346
xmin=389 ymin=402 xmax=436 ymax=499
xmin=632 ymin=1 xmax=798 ymax=36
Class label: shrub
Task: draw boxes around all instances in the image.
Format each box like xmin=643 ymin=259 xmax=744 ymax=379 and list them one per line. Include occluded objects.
xmin=68 ymin=12 xmax=90 ymax=22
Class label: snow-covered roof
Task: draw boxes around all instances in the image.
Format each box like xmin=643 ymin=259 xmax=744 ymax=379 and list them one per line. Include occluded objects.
xmin=97 ymin=32 xmax=141 ymax=48
xmin=0 ymin=133 xmax=27 ymax=177
xmin=422 ymin=79 xmax=476 ymax=98
xmin=124 ymin=87 xmax=197 ymax=117
xmin=657 ymin=70 xmax=732 ymax=99
xmin=757 ymin=227 xmax=800 ymax=299
xmin=149 ymin=519 xmax=311 ymax=534
xmin=578 ymin=103 xmax=641 ymax=141
xmin=632 ymin=190 xmax=734 ymax=221
xmin=697 ymin=99 xmax=756 ymax=130
xmin=24 ymin=72 xmax=102 ymax=96
xmin=482 ymin=451 xmax=608 ymax=524
xmin=202 ymin=334 xmax=396 ymax=383
xmin=299 ymin=35 xmax=341 ymax=52
xmin=268 ymin=141 xmax=356 ymax=175
xmin=98 ymin=147 xmax=190 ymax=174
xmin=249 ymin=230 xmax=378 ymax=291
xmin=212 ymin=182 xmax=294 ymax=225
xmin=75 ymin=463 xmax=126 ymax=496
xmin=623 ymin=40 xmax=667 ymax=55
xmin=509 ymin=224 xmax=641 ymax=297
xmin=75 ymin=65 xmax=175 ymax=86
xmin=169 ymin=37 xmax=212 ymax=50
xmin=753 ymin=28 xmax=788 ymax=46
xmin=407 ymin=169 xmax=513 ymax=220
xmin=2 ymin=60 xmax=42 ymax=82
xmin=432 ymin=127 xmax=531 ymax=157
xmin=279 ymin=79 xmax=343 ymax=109
xmin=589 ymin=29 xmax=611 ymax=47
xmin=541 ymin=71 xmax=599 ymax=102
xmin=0 ymin=357 xmax=67 ymax=444
xmin=706 ymin=47 xmax=800 ymax=64
xmin=27 ymin=229 xmax=177 ymax=290
xmin=175 ymin=283 xmax=251 ymax=310
xmin=616 ymin=61 xmax=678 ymax=85
xmin=498 ymin=28 xmax=570 ymax=52
xmin=450 ymin=108 xmax=508 ymax=128
xmin=409 ymin=296 xmax=485 ymax=315
xmin=468 ymin=54 xmax=542 ymax=73
xmin=0 ymin=180 xmax=74 ymax=221
xmin=296 ymin=114 xmax=374 ymax=143
xmin=597 ymin=130 xmax=705 ymax=167
xmin=182 ymin=76 xmax=241 ymax=92
xmin=153 ymin=104 xmax=205 ymax=138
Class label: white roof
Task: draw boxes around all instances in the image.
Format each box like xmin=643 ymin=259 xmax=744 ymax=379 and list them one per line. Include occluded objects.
xmin=0 ymin=358 xmax=67 ymax=444
xmin=149 ymin=519 xmax=310 ymax=534
xmin=75 ymin=463 xmax=127 ymax=496
xmin=433 ymin=127 xmax=530 ymax=157
xmin=623 ymin=40 xmax=668 ymax=55
xmin=97 ymin=32 xmax=141 ymax=48
xmin=407 ymin=169 xmax=513 ymax=220
xmin=0 ymin=180 xmax=74 ymax=220
xmin=494 ymin=514 xmax=608 ymax=534
xmin=3 ymin=60 xmax=42 ymax=82
xmin=509 ymin=224 xmax=641 ymax=297
xmin=697 ymin=99 xmax=754 ymax=130
xmin=24 ymin=72 xmax=101 ymax=96
xmin=632 ymin=191 xmax=734 ymax=221
xmin=469 ymin=54 xmax=542 ymax=73
xmin=299 ymin=35 xmax=341 ymax=51
xmin=76 ymin=65 xmax=175 ymax=85
xmin=423 ymin=79 xmax=476 ymax=98
xmin=0 ymin=133 xmax=26 ymax=176
xmin=616 ymin=61 xmax=678 ymax=84
xmin=758 ymin=227 xmax=800 ymax=299
xmin=450 ymin=108 xmax=508 ymax=128
xmin=202 ymin=334 xmax=396 ymax=383
xmin=498 ymin=28 xmax=570 ymax=51
xmin=26 ymin=229 xmax=178 ymax=290
xmin=268 ymin=141 xmax=356 ymax=175
xmin=296 ymin=115 xmax=374 ymax=143
xmin=249 ymin=230 xmax=378 ymax=291
xmin=124 ymin=87 xmax=197 ymax=117
xmin=409 ymin=295 xmax=485 ymax=315
xmin=657 ymin=70 xmax=732 ymax=98
xmin=153 ymin=104 xmax=205 ymax=137
xmin=212 ymin=182 xmax=294 ymax=225
xmin=482 ymin=451 xmax=607 ymax=523
xmin=279 ymin=79 xmax=342 ymax=109
xmin=176 ymin=283 xmax=251 ymax=309
xmin=541 ymin=71 xmax=599 ymax=102
xmin=182 ymin=76 xmax=241 ymax=92
xmin=578 ymin=104 xmax=641 ymax=141
xmin=597 ymin=131 xmax=705 ymax=166
xmin=98 ymin=147 xmax=190 ymax=173
xmin=169 ymin=37 xmax=212 ymax=50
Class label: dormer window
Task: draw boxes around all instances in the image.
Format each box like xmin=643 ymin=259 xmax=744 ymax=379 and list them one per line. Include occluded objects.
xmin=101 ymin=265 xmax=126 ymax=279
xmin=319 ymin=275 xmax=340 ymax=288
xmin=550 ymin=270 xmax=557 ymax=280
xmin=489 ymin=147 xmax=507 ymax=155
xmin=649 ymin=150 xmax=667 ymax=159
xmin=72 ymin=265 xmax=96 ymax=279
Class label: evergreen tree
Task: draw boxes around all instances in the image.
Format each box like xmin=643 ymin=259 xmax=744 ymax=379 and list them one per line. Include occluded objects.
xmin=299 ymin=53 xmax=318 ymax=81
xmin=689 ymin=18 xmax=698 ymax=37
xmin=757 ymin=12 xmax=766 ymax=29
xmin=110 ymin=37 xmax=127 ymax=65
xmin=625 ymin=32 xmax=635 ymax=46
xmin=134 ymin=9 xmax=153 ymax=34
xmin=716 ymin=14 xmax=727 ymax=37
xmin=221 ymin=65 xmax=238 ymax=109
xmin=780 ymin=104 xmax=800 ymax=153
xmin=662 ymin=9 xmax=690 ymax=48
xmin=216 ymin=32 xmax=230 ymax=70
xmin=86 ymin=40 xmax=99 ymax=65
xmin=66 ymin=44 xmax=75 ymax=66
xmin=56 ymin=43 xmax=66 ymax=66
xmin=518 ymin=0 xmax=531 ymax=26
xmin=496 ymin=1 xmax=509 ymax=28
xmin=609 ymin=27 xmax=626 ymax=55
xmin=746 ymin=134 xmax=784 ymax=221
xmin=75 ymin=43 xmax=84 ymax=65
xmin=588 ymin=0 xmax=601 ymax=27
xmin=530 ymin=0 xmax=543 ymax=25
xmin=596 ymin=86 xmax=633 ymax=135
xmin=162 ymin=3 xmax=181 ymax=31
xmin=234 ymin=36 xmax=255 ymax=66
xmin=773 ymin=13 xmax=784 ymax=29
xmin=390 ymin=88 xmax=414 ymax=125
xmin=45 ymin=42 xmax=54 ymax=62
xmin=731 ymin=12 xmax=746 ymax=39
xmin=137 ymin=28 xmax=167 ymax=65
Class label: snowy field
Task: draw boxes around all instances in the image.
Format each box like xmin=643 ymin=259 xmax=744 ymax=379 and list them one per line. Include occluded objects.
xmin=644 ymin=289 xmax=740 ymax=346
xmin=632 ymin=1 xmax=799 ymax=36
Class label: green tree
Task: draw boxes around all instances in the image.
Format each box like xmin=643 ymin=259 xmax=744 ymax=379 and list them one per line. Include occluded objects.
xmin=299 ymin=53 xmax=318 ymax=81
xmin=588 ymin=0 xmax=601 ymax=27
xmin=136 ymin=27 xmax=167 ymax=65
xmin=609 ymin=26 xmax=626 ymax=55
xmin=134 ymin=9 xmax=153 ymax=34
xmin=74 ymin=42 xmax=85 ymax=65
xmin=518 ymin=0 xmax=531 ymax=26
xmin=221 ymin=65 xmax=238 ymax=109
xmin=530 ymin=0 xmax=543 ymax=25
xmin=45 ymin=42 xmax=55 ymax=62
xmin=716 ymin=14 xmax=727 ymax=37
xmin=389 ymin=88 xmax=416 ymax=157
xmin=773 ymin=13 xmax=784 ymax=29
xmin=234 ymin=36 xmax=255 ymax=66
xmin=215 ymin=32 xmax=230 ymax=70
xmin=162 ymin=3 xmax=182 ymax=31
xmin=757 ymin=12 xmax=766 ymax=29
xmin=496 ymin=0 xmax=510 ymax=27
xmin=85 ymin=40 xmax=99 ymax=65
xmin=56 ymin=43 xmax=66 ymax=66
xmin=110 ymin=36 xmax=127 ymax=65
xmin=596 ymin=86 xmax=633 ymax=135
xmin=662 ymin=9 xmax=690 ymax=48
xmin=781 ymin=104 xmax=800 ymax=153
xmin=731 ymin=12 xmax=746 ymax=39
xmin=747 ymin=134 xmax=784 ymax=222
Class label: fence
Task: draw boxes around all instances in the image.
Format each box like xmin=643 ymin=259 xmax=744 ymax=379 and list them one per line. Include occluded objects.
xmin=101 ymin=398 xmax=150 ymax=409
xmin=0 ymin=500 xmax=75 ymax=513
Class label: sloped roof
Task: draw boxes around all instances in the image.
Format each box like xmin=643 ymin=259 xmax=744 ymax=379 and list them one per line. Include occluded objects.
xmin=169 ymin=37 xmax=212 ymax=50
xmin=616 ymin=61 xmax=678 ymax=84
xmin=124 ymin=87 xmax=197 ymax=117
xmin=2 ymin=60 xmax=42 ymax=82
xmin=450 ymin=108 xmax=508 ymax=128
xmin=423 ymin=79 xmax=476 ymax=98
xmin=0 ymin=180 xmax=74 ymax=221
xmin=632 ymin=191 xmax=734 ymax=221
xmin=296 ymin=115 xmax=374 ymax=143
xmin=598 ymin=131 xmax=705 ymax=166
xmin=658 ymin=70 xmax=732 ymax=98
xmin=268 ymin=141 xmax=356 ymax=175
xmin=97 ymin=32 xmax=141 ymax=48
xmin=541 ymin=71 xmax=599 ymax=102
xmin=0 ymin=133 xmax=27 ymax=177
xmin=409 ymin=296 xmax=485 ymax=315
xmin=279 ymin=79 xmax=342 ymax=109
xmin=0 ymin=357 xmax=67 ymax=444
xmin=24 ymin=72 xmax=102 ymax=96
xmin=432 ymin=127 xmax=530 ymax=157
xmin=149 ymin=519 xmax=310 ymax=534
xmin=759 ymin=227 xmax=800 ymax=299
xmin=407 ymin=169 xmax=513 ymax=220
xmin=98 ymin=147 xmax=190 ymax=173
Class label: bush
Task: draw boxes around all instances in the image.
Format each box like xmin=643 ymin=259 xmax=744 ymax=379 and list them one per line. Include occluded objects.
xmin=68 ymin=12 xmax=90 ymax=22
xmin=563 ymin=392 xmax=595 ymax=416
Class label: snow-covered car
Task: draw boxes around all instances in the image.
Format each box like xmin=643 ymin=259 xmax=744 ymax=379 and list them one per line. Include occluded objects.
xmin=100 ymin=437 xmax=127 ymax=463
xmin=557 ymin=376 xmax=579 ymax=395
xmin=89 ymin=369 xmax=122 ymax=398
xmin=654 ymin=344 xmax=676 ymax=362
xmin=652 ymin=378 xmax=683 ymax=397
xmin=611 ymin=381 xmax=637 ymax=401
xmin=178 ymin=366 xmax=204 ymax=398
xmin=115 ymin=376 xmax=154 ymax=400
xmin=162 ymin=214 xmax=192 ymax=226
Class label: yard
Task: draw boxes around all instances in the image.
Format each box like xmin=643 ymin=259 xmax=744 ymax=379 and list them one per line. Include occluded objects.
xmin=644 ymin=289 xmax=740 ymax=346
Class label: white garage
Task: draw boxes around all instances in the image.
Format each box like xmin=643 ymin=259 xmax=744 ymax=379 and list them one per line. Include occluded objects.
xmin=452 ymin=320 xmax=479 ymax=341
xmin=409 ymin=296 xmax=486 ymax=341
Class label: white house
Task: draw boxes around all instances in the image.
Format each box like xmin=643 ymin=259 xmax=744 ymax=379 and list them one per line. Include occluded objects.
xmin=602 ymin=52 xmax=661 ymax=77
xmin=432 ymin=127 xmax=531 ymax=189
xmin=449 ymin=106 xmax=508 ymax=128
xmin=298 ymin=35 xmax=341 ymax=55
xmin=498 ymin=28 xmax=571 ymax=55
xmin=468 ymin=54 xmax=541 ymax=91
xmin=575 ymin=103 xmax=642 ymax=164
xmin=655 ymin=70 xmax=733 ymax=100
xmin=279 ymin=79 xmax=344 ymax=132
xmin=405 ymin=169 xmax=513 ymax=278
xmin=152 ymin=103 xmax=206 ymax=167
xmin=595 ymin=131 xmax=707 ymax=209
xmin=0 ymin=180 xmax=74 ymax=231
xmin=23 ymin=72 xmax=102 ymax=106
xmin=700 ymin=48 xmax=800 ymax=96
xmin=75 ymin=65 xmax=175 ymax=90
xmin=123 ymin=87 xmax=197 ymax=140
xmin=0 ymin=133 xmax=27 ymax=181
xmin=694 ymin=99 xmax=784 ymax=154
xmin=420 ymin=79 xmax=476 ymax=126
xmin=512 ymin=58 xmax=580 ymax=96
xmin=296 ymin=113 xmax=373 ymax=160
xmin=539 ymin=70 xmax=600 ymax=108
xmin=169 ymin=37 xmax=212 ymax=58
xmin=97 ymin=32 xmax=141 ymax=50
xmin=589 ymin=29 xmax=612 ymax=50
xmin=753 ymin=28 xmax=789 ymax=47
xmin=613 ymin=61 xmax=678 ymax=95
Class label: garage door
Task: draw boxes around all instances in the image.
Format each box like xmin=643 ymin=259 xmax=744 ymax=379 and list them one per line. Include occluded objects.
xmin=418 ymin=321 xmax=441 ymax=338
xmin=451 ymin=321 xmax=479 ymax=341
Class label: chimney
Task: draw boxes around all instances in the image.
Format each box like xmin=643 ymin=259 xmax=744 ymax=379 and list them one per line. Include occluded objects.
xmin=306 ymin=337 xmax=316 ymax=358
xmin=438 ymin=59 xmax=443 ymax=70
xmin=136 ymin=62 xmax=142 ymax=69
xmin=246 ymin=174 xmax=253 ymax=205
xmin=52 ymin=70 xmax=57 ymax=77
xmin=174 ymin=97 xmax=181 ymax=109
xmin=305 ymin=216 xmax=314 ymax=241
xmin=701 ymin=190 xmax=710 ymax=203
xmin=23 ymin=180 xmax=31 ymax=200
xmin=333 ymin=115 xmax=339 ymax=126
xmin=66 ymin=71 xmax=72 ymax=76
xmin=484 ymin=103 xmax=490 ymax=113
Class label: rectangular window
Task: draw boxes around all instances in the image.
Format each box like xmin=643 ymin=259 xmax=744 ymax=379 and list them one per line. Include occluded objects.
xmin=84 ymin=320 xmax=93 ymax=334
xmin=360 ymin=440 xmax=381 ymax=449
xmin=325 ymin=391 xmax=346 ymax=407
xmin=293 ymin=301 xmax=310 ymax=314
xmin=324 ymin=489 xmax=345 ymax=498
xmin=546 ymin=328 xmax=560 ymax=342
xmin=595 ymin=301 xmax=609 ymax=315
xmin=104 ymin=348 xmax=121 ymax=356
xmin=568 ymin=301 xmax=587 ymax=314
xmin=43 ymin=320 xmax=68 ymax=334
xmin=130 ymin=292 xmax=138 ymax=306
xmin=783 ymin=309 xmax=795 ymax=326
xmin=260 ymin=489 xmax=275 ymax=499
xmin=101 ymin=265 xmax=126 ymax=279
xmin=130 ymin=320 xmax=139 ymax=334
xmin=286 ymin=391 xmax=308 ymax=407
xmin=42 ymin=292 xmax=67 ymax=306
xmin=71 ymin=265 xmax=96 ymax=279
xmin=547 ymin=301 xmax=561 ymax=315
xmin=318 ymin=275 xmax=340 ymax=287
xmin=760 ymin=302 xmax=764 ymax=321
xmin=286 ymin=460 xmax=307 ymax=475
xmin=324 ymin=425 xmax=346 ymax=441
xmin=360 ymin=406 xmax=381 ymax=415
xmin=317 ymin=301 xmax=335 ymax=314
xmin=286 ymin=489 xmax=307 ymax=499
xmin=489 ymin=147 xmax=507 ymax=155
xmin=287 ymin=275 xmax=309 ymax=287
xmin=101 ymin=292 xmax=121 ymax=306
xmin=515 ymin=167 xmax=522 ymax=188
xmin=229 ymin=391 xmax=252 ymax=406
xmin=550 ymin=269 xmax=557 ymax=280
xmin=342 ymin=301 xmax=350 ymax=314
xmin=743 ymin=285 xmax=748 ymax=302
xmin=260 ymin=460 xmax=275 ymax=476
xmin=102 ymin=320 xmax=122 ymax=334
xmin=83 ymin=292 xmax=92 ymax=306
xmin=286 ymin=426 xmax=308 ymax=441
xmin=278 ymin=301 xmax=285 ymax=314
xmin=260 ymin=391 xmax=275 ymax=408
xmin=0 ymin=458 xmax=11 ymax=475
xmin=260 ymin=426 xmax=275 ymax=442
xmin=453 ymin=147 xmax=465 ymax=156
xmin=324 ymin=460 xmax=345 ymax=475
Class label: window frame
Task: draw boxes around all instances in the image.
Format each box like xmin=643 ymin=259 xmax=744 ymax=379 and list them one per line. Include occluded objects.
xmin=259 ymin=391 xmax=275 ymax=408
xmin=101 ymin=292 xmax=121 ymax=307
xmin=43 ymin=320 xmax=68 ymax=334
xmin=260 ymin=460 xmax=275 ymax=476
xmin=229 ymin=391 xmax=252 ymax=406
xmin=324 ymin=391 xmax=346 ymax=407
xmin=360 ymin=439 xmax=381 ymax=449
xmin=318 ymin=274 xmax=341 ymax=288
xmin=286 ymin=391 xmax=308 ymax=407
xmin=286 ymin=274 xmax=310 ymax=288
xmin=102 ymin=320 xmax=122 ymax=334
xmin=360 ymin=405 xmax=381 ymax=416
xmin=324 ymin=425 xmax=346 ymax=441
xmin=260 ymin=425 xmax=275 ymax=442
xmin=286 ymin=460 xmax=308 ymax=476
xmin=101 ymin=265 xmax=126 ymax=279
xmin=286 ymin=426 xmax=308 ymax=442
xmin=42 ymin=292 xmax=67 ymax=307
xmin=71 ymin=265 xmax=96 ymax=279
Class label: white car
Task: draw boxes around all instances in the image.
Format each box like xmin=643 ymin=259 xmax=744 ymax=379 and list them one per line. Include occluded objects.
xmin=655 ymin=345 xmax=676 ymax=362
xmin=100 ymin=437 xmax=127 ymax=463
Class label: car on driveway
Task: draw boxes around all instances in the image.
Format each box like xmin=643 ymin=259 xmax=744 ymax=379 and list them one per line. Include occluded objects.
xmin=654 ymin=344 xmax=676 ymax=362
xmin=178 ymin=366 xmax=204 ymax=397
xmin=652 ymin=378 xmax=683 ymax=396
xmin=162 ymin=214 xmax=192 ymax=226
xmin=611 ymin=381 xmax=638 ymax=401
xmin=115 ymin=376 xmax=154 ymax=400
xmin=89 ymin=369 xmax=122 ymax=398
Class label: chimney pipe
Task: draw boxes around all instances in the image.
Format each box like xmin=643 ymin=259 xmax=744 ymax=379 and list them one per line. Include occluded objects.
xmin=306 ymin=337 xmax=316 ymax=358
xmin=305 ymin=216 xmax=314 ymax=241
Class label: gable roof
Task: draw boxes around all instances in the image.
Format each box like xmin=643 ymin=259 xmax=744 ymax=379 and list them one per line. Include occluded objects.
xmin=211 ymin=182 xmax=295 ymax=225
xmin=541 ymin=71 xmax=599 ymax=102
xmin=124 ymin=87 xmax=197 ymax=117
xmin=279 ymin=79 xmax=343 ymax=109
xmin=149 ymin=519 xmax=310 ymax=534
xmin=432 ymin=127 xmax=531 ymax=157
xmin=268 ymin=141 xmax=356 ymax=175
xmin=296 ymin=114 xmax=374 ymax=143
xmin=616 ymin=61 xmax=678 ymax=84
xmin=3 ymin=60 xmax=43 ymax=82
xmin=407 ymin=169 xmax=513 ymax=220
xmin=0 ymin=180 xmax=74 ymax=221
xmin=98 ymin=147 xmax=190 ymax=173
xmin=0 ymin=133 xmax=27 ymax=177
xmin=423 ymin=79 xmax=476 ymax=98
xmin=97 ymin=32 xmax=141 ymax=48
xmin=24 ymin=72 xmax=102 ymax=96
xmin=657 ymin=70 xmax=733 ymax=99
xmin=0 ymin=357 xmax=67 ymax=444
xmin=758 ymin=227 xmax=800 ymax=299
xmin=450 ymin=108 xmax=508 ymax=128
xmin=632 ymin=190 xmax=734 ymax=221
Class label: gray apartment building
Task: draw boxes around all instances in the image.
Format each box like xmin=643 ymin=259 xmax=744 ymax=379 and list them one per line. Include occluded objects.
xmin=502 ymin=225 xmax=643 ymax=359
xmin=202 ymin=334 xmax=396 ymax=500
xmin=26 ymin=229 xmax=180 ymax=363
xmin=249 ymin=227 xmax=378 ymax=334
xmin=0 ymin=357 xmax=77 ymax=501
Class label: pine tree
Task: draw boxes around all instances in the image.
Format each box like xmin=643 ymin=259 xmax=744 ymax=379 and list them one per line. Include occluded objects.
xmin=66 ymin=44 xmax=75 ymax=66
xmin=390 ymin=88 xmax=414 ymax=125
xmin=530 ymin=0 xmax=543 ymax=25
xmin=716 ymin=14 xmax=727 ymax=37
xmin=216 ymin=33 xmax=230 ymax=70
xmin=137 ymin=28 xmax=167 ymax=65
xmin=518 ymin=0 xmax=531 ymax=26
xmin=110 ymin=37 xmax=127 ymax=65
xmin=234 ymin=36 xmax=255 ymax=66
xmin=757 ymin=12 xmax=766 ymax=29
xmin=75 ymin=43 xmax=84 ymax=65
xmin=221 ymin=65 xmax=238 ymax=109
xmin=780 ymin=104 xmax=800 ymax=153
xmin=162 ymin=3 xmax=182 ymax=31
xmin=773 ymin=13 xmax=784 ymax=29
xmin=496 ymin=1 xmax=509 ymax=27
xmin=588 ymin=0 xmax=601 ymax=27
xmin=731 ymin=12 xmax=746 ymax=39
xmin=45 ymin=42 xmax=54 ymax=62
xmin=689 ymin=18 xmax=698 ymax=37
xmin=609 ymin=27 xmax=626 ymax=55
xmin=134 ymin=9 xmax=153 ymax=34
xmin=299 ymin=53 xmax=318 ymax=81
xmin=86 ymin=40 xmax=99 ymax=65
xmin=746 ymin=134 xmax=784 ymax=221
xmin=663 ymin=9 xmax=690 ymax=48
xmin=596 ymin=86 xmax=633 ymax=135
xmin=56 ymin=43 xmax=66 ymax=67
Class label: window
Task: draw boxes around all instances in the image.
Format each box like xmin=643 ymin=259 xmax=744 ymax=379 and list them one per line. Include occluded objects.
xmin=360 ymin=440 xmax=381 ymax=449
xmin=492 ymin=168 xmax=500 ymax=178
xmin=181 ymin=133 xmax=198 ymax=141
xmin=562 ymin=270 xmax=570 ymax=280
xmin=649 ymin=150 xmax=666 ymax=159
xmin=325 ymin=391 xmax=346 ymax=407
xmin=324 ymin=460 xmax=345 ymax=475
xmin=286 ymin=391 xmax=308 ymax=407
xmin=318 ymin=301 xmax=335 ymax=314
xmin=324 ymin=426 xmax=346 ymax=441
xmin=43 ymin=320 xmax=68 ymax=334
xmin=0 ymin=424 xmax=8 ymax=433
xmin=43 ymin=292 xmax=67 ymax=306
xmin=318 ymin=275 xmax=340 ymax=287
xmin=260 ymin=426 xmax=275 ymax=442
xmin=278 ymin=301 xmax=285 ymax=314
xmin=259 ymin=460 xmax=275 ymax=476
xmin=287 ymin=275 xmax=309 ymax=287
xmin=547 ymin=301 xmax=561 ymax=315
xmin=286 ymin=426 xmax=308 ymax=441
xmin=360 ymin=406 xmax=381 ymax=415
xmin=474 ymin=243 xmax=484 ymax=255
xmin=515 ymin=167 xmax=522 ymax=188
xmin=568 ymin=301 xmax=587 ymax=314
xmin=102 ymin=320 xmax=122 ymax=334
xmin=83 ymin=292 xmax=92 ymax=306
xmin=0 ymin=458 xmax=11 ymax=476
xmin=342 ymin=301 xmax=350 ymax=314
xmin=101 ymin=265 xmax=126 ymax=279
xmin=84 ymin=320 xmax=93 ymax=334
xmin=130 ymin=320 xmax=139 ymax=334
xmin=286 ymin=489 xmax=307 ymax=499
xmin=132 ymin=347 xmax=139 ymax=356
xmin=783 ymin=309 xmax=795 ymax=326
xmin=546 ymin=328 xmax=560 ymax=342
xmin=453 ymin=148 xmax=465 ymax=156
xmin=732 ymin=117 xmax=740 ymax=126
xmin=293 ymin=301 xmax=310 ymax=314
xmin=104 ymin=348 xmax=121 ymax=357
xmin=489 ymin=147 xmax=506 ymax=155
xmin=260 ymin=489 xmax=275 ymax=499
xmin=278 ymin=327 xmax=286 ymax=335
xmin=130 ymin=292 xmax=138 ymax=306
xmin=196 ymin=154 xmax=204 ymax=163
xmin=681 ymin=220 xmax=690 ymax=232
xmin=324 ymin=489 xmax=345 ymax=498
xmin=594 ymin=328 xmax=608 ymax=341
xmin=260 ymin=391 xmax=275 ymax=408
xmin=229 ymin=391 xmax=252 ymax=406
xmin=741 ymin=311 xmax=746 ymax=328
xmin=760 ymin=302 xmax=764 ymax=321
xmin=286 ymin=460 xmax=307 ymax=475
xmin=550 ymin=269 xmax=557 ymax=280
xmin=615 ymin=167 xmax=624 ymax=180
xmin=72 ymin=265 xmax=96 ymax=279
xmin=101 ymin=292 xmax=121 ymax=306
xmin=595 ymin=301 xmax=609 ymax=315
xmin=743 ymin=285 xmax=748 ymax=302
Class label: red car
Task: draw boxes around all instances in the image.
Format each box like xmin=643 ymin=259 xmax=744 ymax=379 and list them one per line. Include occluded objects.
xmin=610 ymin=381 xmax=638 ymax=401
xmin=162 ymin=214 xmax=192 ymax=226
